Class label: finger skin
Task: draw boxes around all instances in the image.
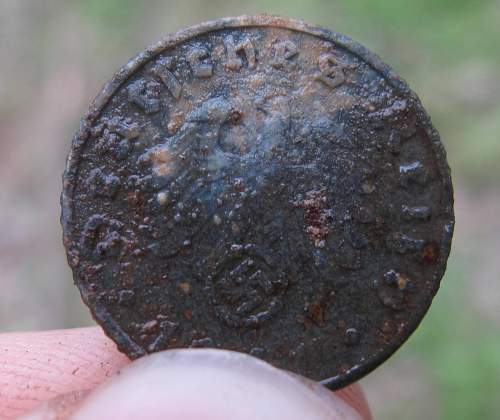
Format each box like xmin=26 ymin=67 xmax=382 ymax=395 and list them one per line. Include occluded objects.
xmin=68 ymin=349 xmax=366 ymax=420
xmin=0 ymin=327 xmax=128 ymax=419
xmin=336 ymin=383 xmax=372 ymax=420
xmin=0 ymin=327 xmax=371 ymax=419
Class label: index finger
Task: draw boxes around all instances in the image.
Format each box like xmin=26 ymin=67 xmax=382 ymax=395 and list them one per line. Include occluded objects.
xmin=0 ymin=327 xmax=128 ymax=419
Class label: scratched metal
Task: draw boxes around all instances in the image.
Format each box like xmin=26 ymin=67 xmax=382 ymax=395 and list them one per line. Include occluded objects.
xmin=61 ymin=16 xmax=454 ymax=389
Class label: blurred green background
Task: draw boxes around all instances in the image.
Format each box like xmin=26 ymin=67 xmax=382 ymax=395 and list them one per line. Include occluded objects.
xmin=0 ymin=1 xmax=499 ymax=419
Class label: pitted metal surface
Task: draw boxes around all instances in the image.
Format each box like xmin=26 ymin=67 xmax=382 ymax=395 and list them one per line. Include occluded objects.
xmin=61 ymin=16 xmax=454 ymax=389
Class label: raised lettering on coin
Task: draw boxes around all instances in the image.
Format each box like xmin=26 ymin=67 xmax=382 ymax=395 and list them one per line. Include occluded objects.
xmin=152 ymin=57 xmax=182 ymax=99
xmin=187 ymin=46 xmax=213 ymax=78
xmin=224 ymin=35 xmax=256 ymax=70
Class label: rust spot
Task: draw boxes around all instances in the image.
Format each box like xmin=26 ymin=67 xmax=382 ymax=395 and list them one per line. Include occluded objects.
xmin=302 ymin=295 xmax=326 ymax=327
xmin=179 ymin=282 xmax=191 ymax=294
xmin=309 ymin=302 xmax=325 ymax=324
xmin=422 ymin=242 xmax=439 ymax=264
xmin=229 ymin=108 xmax=243 ymax=123
xmin=378 ymin=319 xmax=396 ymax=344
xmin=168 ymin=111 xmax=185 ymax=134
xmin=338 ymin=363 xmax=351 ymax=374
xmin=293 ymin=188 xmax=332 ymax=248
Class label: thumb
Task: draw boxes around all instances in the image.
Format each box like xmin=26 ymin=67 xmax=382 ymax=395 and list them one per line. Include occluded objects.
xmin=24 ymin=349 xmax=371 ymax=420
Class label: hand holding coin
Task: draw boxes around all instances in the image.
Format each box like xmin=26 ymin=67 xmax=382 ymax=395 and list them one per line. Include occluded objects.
xmin=1 ymin=328 xmax=371 ymax=419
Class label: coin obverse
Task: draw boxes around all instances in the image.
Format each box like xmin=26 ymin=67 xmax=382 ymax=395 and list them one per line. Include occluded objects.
xmin=61 ymin=16 xmax=454 ymax=389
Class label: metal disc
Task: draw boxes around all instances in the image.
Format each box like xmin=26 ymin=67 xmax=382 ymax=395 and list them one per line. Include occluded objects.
xmin=61 ymin=16 xmax=454 ymax=389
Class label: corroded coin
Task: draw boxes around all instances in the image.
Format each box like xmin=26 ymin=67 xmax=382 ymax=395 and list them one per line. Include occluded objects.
xmin=61 ymin=16 xmax=454 ymax=389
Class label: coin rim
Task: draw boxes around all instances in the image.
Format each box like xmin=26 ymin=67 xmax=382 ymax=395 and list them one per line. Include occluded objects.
xmin=61 ymin=14 xmax=454 ymax=389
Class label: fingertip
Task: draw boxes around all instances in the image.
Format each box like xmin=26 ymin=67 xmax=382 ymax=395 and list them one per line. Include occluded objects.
xmin=45 ymin=349 xmax=367 ymax=420
xmin=335 ymin=383 xmax=372 ymax=420
xmin=0 ymin=327 xmax=129 ymax=419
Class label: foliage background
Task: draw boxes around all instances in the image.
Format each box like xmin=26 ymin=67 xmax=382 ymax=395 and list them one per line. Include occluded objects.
xmin=1 ymin=1 xmax=499 ymax=418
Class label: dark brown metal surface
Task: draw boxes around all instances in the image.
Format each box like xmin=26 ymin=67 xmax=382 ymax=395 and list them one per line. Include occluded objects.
xmin=61 ymin=15 xmax=454 ymax=389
